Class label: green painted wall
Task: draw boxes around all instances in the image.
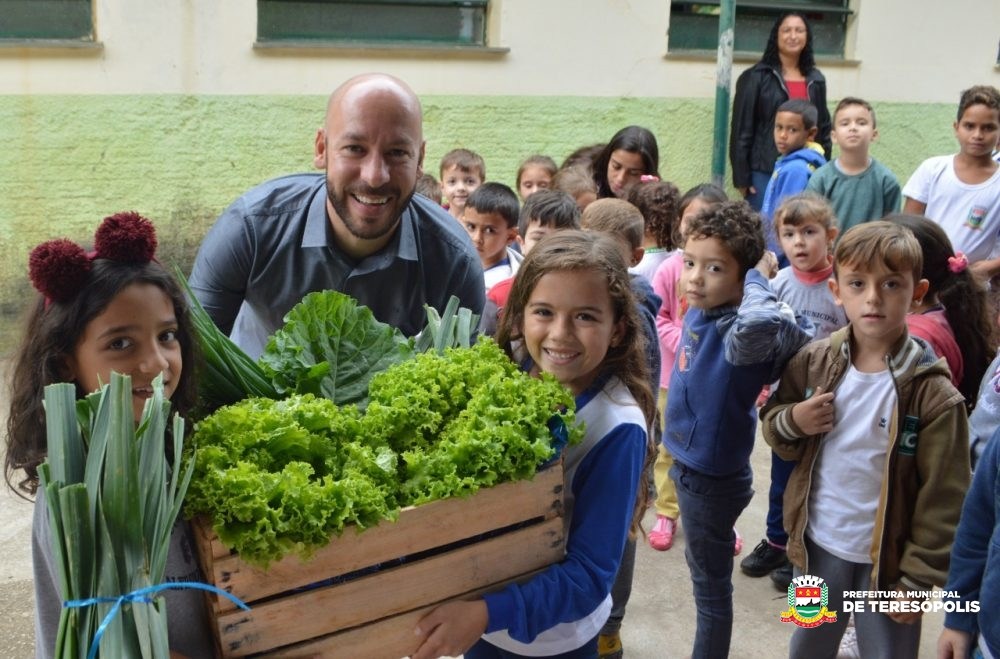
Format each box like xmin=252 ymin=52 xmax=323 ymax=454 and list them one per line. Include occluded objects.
xmin=0 ymin=94 xmax=960 ymax=352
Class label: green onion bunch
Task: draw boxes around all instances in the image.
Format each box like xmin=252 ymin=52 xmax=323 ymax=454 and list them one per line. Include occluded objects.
xmin=176 ymin=268 xmax=279 ymax=413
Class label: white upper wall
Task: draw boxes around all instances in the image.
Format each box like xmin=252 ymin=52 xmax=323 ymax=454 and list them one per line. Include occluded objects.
xmin=0 ymin=0 xmax=997 ymax=102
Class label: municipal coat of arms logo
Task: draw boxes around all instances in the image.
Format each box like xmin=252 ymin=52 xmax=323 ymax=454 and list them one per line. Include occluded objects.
xmin=780 ymin=575 xmax=838 ymax=628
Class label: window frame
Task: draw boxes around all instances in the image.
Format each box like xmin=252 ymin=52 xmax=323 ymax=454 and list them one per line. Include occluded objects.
xmin=0 ymin=0 xmax=95 ymax=45
xmin=667 ymin=0 xmax=854 ymax=60
xmin=255 ymin=0 xmax=494 ymax=51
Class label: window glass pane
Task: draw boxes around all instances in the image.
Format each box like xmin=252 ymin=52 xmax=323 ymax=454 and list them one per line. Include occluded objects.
xmin=258 ymin=1 xmax=488 ymax=46
xmin=732 ymin=0 xmax=848 ymax=9
xmin=0 ymin=0 xmax=92 ymax=40
xmin=669 ymin=1 xmax=849 ymax=57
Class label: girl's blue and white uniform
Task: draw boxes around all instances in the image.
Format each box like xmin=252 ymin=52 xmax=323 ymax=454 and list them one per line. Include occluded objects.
xmin=482 ymin=375 xmax=647 ymax=656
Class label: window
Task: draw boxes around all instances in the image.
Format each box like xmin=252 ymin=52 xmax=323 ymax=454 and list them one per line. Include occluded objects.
xmin=257 ymin=0 xmax=489 ymax=47
xmin=668 ymin=1 xmax=852 ymax=58
xmin=0 ymin=0 xmax=93 ymax=41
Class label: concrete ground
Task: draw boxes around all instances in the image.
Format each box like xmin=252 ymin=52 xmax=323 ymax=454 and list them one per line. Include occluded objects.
xmin=0 ymin=434 xmax=946 ymax=659
xmin=624 ymin=433 xmax=945 ymax=658
xmin=0 ymin=486 xmax=34 ymax=659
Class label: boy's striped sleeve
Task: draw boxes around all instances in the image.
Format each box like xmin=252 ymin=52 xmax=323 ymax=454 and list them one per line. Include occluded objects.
xmin=725 ymin=269 xmax=814 ymax=371
xmin=772 ymin=405 xmax=805 ymax=442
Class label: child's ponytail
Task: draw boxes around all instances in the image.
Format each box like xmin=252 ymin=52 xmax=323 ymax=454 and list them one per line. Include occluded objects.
xmin=888 ymin=214 xmax=997 ymax=406
xmin=935 ymin=255 xmax=996 ymax=404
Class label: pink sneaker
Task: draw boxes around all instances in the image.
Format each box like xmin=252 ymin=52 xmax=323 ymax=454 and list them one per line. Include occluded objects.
xmin=649 ymin=515 xmax=677 ymax=551
xmin=733 ymin=527 xmax=744 ymax=556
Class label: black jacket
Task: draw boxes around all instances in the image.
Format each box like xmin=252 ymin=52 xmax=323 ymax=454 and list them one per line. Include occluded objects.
xmin=729 ymin=61 xmax=832 ymax=189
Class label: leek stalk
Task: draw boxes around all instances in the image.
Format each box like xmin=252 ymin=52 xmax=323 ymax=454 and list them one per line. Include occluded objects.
xmin=39 ymin=373 xmax=193 ymax=658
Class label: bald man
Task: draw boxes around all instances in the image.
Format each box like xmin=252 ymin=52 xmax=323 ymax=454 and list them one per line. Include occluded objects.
xmin=189 ymin=74 xmax=485 ymax=357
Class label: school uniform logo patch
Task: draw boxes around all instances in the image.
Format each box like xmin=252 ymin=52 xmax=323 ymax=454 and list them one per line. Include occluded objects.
xmin=899 ymin=415 xmax=919 ymax=456
xmin=965 ymin=205 xmax=987 ymax=230
xmin=677 ymin=328 xmax=699 ymax=372
xmin=780 ymin=575 xmax=838 ymax=628
xmin=677 ymin=345 xmax=692 ymax=372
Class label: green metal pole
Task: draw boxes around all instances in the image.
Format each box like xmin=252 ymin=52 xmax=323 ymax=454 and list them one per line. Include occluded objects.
xmin=711 ymin=0 xmax=736 ymax=189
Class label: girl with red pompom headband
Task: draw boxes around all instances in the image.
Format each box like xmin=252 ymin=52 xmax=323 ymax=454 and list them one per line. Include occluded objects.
xmin=5 ymin=212 xmax=216 ymax=657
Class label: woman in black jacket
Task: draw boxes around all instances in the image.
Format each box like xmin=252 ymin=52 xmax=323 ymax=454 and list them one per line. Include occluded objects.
xmin=729 ymin=12 xmax=832 ymax=211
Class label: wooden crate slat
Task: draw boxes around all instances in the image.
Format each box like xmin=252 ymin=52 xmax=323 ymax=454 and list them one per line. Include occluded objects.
xmin=264 ymin=605 xmax=429 ymax=659
xmin=215 ymin=516 xmax=564 ymax=656
xmin=191 ymin=513 xmax=228 ymax=566
xmin=260 ymin=572 xmax=544 ymax=659
xmin=201 ymin=464 xmax=563 ymax=613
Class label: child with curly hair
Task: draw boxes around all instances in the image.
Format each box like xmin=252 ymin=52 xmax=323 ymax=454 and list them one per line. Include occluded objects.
xmin=666 ymin=201 xmax=812 ymax=658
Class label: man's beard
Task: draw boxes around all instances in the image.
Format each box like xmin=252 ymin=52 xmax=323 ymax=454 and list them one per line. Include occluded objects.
xmin=327 ymin=184 xmax=414 ymax=242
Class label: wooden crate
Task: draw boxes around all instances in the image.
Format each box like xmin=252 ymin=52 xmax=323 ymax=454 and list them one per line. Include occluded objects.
xmin=192 ymin=462 xmax=565 ymax=658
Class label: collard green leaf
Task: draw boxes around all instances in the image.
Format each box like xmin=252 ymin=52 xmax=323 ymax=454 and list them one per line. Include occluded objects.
xmin=259 ymin=291 xmax=414 ymax=408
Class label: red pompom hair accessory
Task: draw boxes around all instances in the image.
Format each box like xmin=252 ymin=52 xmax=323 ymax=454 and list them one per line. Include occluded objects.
xmin=94 ymin=211 xmax=157 ymax=263
xmin=28 ymin=239 xmax=92 ymax=304
xmin=28 ymin=211 xmax=159 ymax=304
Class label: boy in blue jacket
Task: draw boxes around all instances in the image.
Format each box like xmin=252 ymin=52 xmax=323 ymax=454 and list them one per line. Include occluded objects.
xmin=665 ymin=200 xmax=813 ymax=658
xmin=761 ymin=99 xmax=828 ymax=264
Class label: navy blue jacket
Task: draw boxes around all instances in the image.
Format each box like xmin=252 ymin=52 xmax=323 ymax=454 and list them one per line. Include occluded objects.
xmin=665 ymin=270 xmax=813 ymax=476
xmin=943 ymin=429 xmax=1000 ymax=655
